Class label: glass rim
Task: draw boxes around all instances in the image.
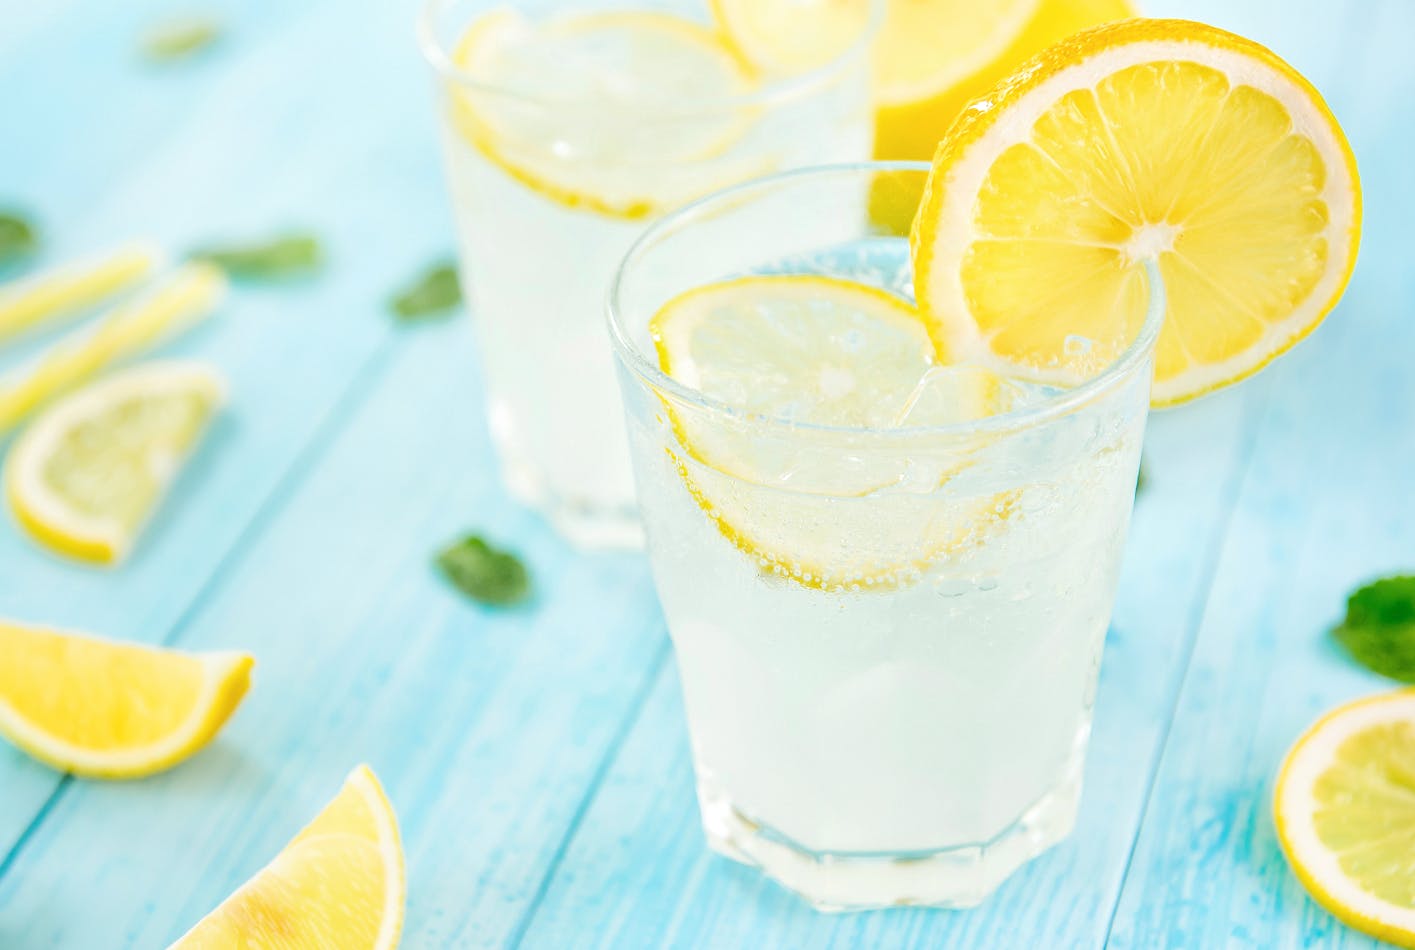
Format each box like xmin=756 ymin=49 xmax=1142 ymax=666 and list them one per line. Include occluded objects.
xmin=415 ymin=0 xmax=884 ymax=119
xmin=606 ymin=160 xmax=1168 ymax=440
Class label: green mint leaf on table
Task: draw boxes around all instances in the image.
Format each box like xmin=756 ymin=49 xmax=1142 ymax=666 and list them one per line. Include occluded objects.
xmin=1333 ymin=575 xmax=1415 ymax=682
xmin=0 ymin=212 xmax=37 ymax=264
xmin=391 ymin=262 xmax=461 ymax=321
xmin=141 ymin=15 xmax=222 ymax=62
xmin=436 ymin=534 xmax=531 ymax=606
xmin=1135 ymin=461 xmax=1148 ymax=495
xmin=192 ymin=233 xmax=322 ymax=280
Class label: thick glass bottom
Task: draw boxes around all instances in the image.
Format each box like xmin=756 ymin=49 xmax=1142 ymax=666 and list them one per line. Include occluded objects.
xmin=697 ymin=768 xmax=1083 ymax=912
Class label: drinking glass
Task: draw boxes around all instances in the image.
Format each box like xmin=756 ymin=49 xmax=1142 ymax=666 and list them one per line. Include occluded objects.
xmin=607 ymin=162 xmax=1164 ymax=909
xmin=418 ymin=0 xmax=878 ymax=547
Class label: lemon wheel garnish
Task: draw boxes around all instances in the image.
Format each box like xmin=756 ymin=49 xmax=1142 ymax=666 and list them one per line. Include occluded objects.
xmin=911 ymin=18 xmax=1361 ymax=406
xmin=1275 ymin=689 xmax=1415 ymax=948
xmin=0 ymin=619 xmax=252 ymax=779
xmin=171 ymin=764 xmax=405 ymax=950
xmin=5 ymin=361 xmax=225 ymax=564
xmin=448 ymin=9 xmax=761 ymax=219
xmin=651 ymin=274 xmax=1014 ymax=591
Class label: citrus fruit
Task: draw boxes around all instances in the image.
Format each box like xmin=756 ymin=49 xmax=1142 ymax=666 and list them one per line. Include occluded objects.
xmin=447 ymin=9 xmax=759 ymax=219
xmin=1275 ymin=689 xmax=1415 ymax=948
xmin=0 ymin=619 xmax=252 ymax=779
xmin=5 ymin=360 xmax=225 ymax=563
xmin=0 ymin=242 xmax=162 ymax=343
xmin=911 ymin=18 xmax=1361 ymax=404
xmin=171 ymin=764 xmax=405 ymax=949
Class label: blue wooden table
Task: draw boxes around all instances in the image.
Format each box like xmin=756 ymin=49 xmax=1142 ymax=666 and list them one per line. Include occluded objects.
xmin=0 ymin=0 xmax=1410 ymax=946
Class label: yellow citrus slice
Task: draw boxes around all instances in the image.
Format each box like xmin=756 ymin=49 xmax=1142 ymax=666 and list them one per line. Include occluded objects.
xmin=448 ymin=8 xmax=760 ymax=219
xmin=0 ymin=242 xmax=163 ymax=343
xmin=1275 ymin=689 xmax=1415 ymax=948
xmin=171 ymin=764 xmax=405 ymax=950
xmin=0 ymin=262 xmax=226 ymax=433
xmin=911 ymin=18 xmax=1361 ymax=405
xmin=5 ymin=361 xmax=225 ymax=564
xmin=0 ymin=619 xmax=252 ymax=779
xmin=651 ymin=274 xmax=1016 ymax=590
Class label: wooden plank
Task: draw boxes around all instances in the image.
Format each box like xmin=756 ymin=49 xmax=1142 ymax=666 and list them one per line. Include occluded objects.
xmin=0 ymin=321 xmax=674 ymax=947
xmin=0 ymin=0 xmax=448 ymax=859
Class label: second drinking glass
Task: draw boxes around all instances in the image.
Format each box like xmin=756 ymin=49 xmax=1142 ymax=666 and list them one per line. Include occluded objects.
xmin=418 ymin=0 xmax=879 ymax=546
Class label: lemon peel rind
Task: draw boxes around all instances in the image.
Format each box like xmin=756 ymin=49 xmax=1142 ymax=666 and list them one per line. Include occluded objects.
xmin=1274 ymin=688 xmax=1415 ymax=948
xmin=0 ymin=621 xmax=253 ymax=779
xmin=910 ymin=18 xmax=1362 ymax=407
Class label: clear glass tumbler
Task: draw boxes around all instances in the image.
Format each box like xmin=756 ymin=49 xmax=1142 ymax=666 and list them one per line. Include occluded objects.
xmin=608 ymin=162 xmax=1164 ymax=909
xmin=417 ymin=0 xmax=878 ymax=547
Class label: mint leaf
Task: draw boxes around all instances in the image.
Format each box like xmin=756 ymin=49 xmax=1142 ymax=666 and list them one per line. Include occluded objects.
xmin=436 ymin=534 xmax=531 ymax=606
xmin=1136 ymin=460 xmax=1148 ymax=496
xmin=141 ymin=15 xmax=222 ymax=62
xmin=1333 ymin=575 xmax=1415 ymax=682
xmin=0 ymin=212 xmax=37 ymax=264
xmin=191 ymin=233 xmax=321 ymax=280
xmin=391 ymin=261 xmax=461 ymax=321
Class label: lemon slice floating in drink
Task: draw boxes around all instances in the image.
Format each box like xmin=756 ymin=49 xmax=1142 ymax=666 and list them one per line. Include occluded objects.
xmin=448 ymin=9 xmax=760 ymax=219
xmin=171 ymin=765 xmax=405 ymax=950
xmin=911 ymin=18 xmax=1361 ymax=404
xmin=1275 ymin=689 xmax=1415 ymax=947
xmin=652 ymin=274 xmax=1014 ymax=591
xmin=0 ymin=619 xmax=252 ymax=779
xmin=5 ymin=361 xmax=225 ymax=564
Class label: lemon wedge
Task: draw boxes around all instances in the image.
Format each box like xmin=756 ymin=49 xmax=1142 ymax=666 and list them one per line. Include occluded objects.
xmin=1275 ymin=689 xmax=1415 ymax=947
xmin=652 ymin=274 xmax=1014 ymax=590
xmin=0 ymin=619 xmax=252 ymax=779
xmin=447 ymin=9 xmax=759 ymax=219
xmin=5 ymin=361 xmax=225 ymax=564
xmin=170 ymin=764 xmax=405 ymax=950
xmin=911 ymin=18 xmax=1361 ymax=404
xmin=0 ymin=242 xmax=162 ymax=343
xmin=0 ymin=262 xmax=226 ymax=433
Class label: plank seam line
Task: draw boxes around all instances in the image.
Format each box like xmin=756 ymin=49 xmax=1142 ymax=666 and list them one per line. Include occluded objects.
xmin=505 ymin=636 xmax=674 ymax=950
xmin=1100 ymin=382 xmax=1273 ymax=949
xmin=0 ymin=333 xmax=404 ymax=887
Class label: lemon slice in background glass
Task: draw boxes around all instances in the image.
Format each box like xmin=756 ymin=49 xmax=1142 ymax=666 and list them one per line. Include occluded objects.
xmin=0 ymin=619 xmax=252 ymax=779
xmin=5 ymin=360 xmax=225 ymax=564
xmin=911 ymin=18 xmax=1361 ymax=405
xmin=1275 ymin=689 xmax=1415 ymax=947
xmin=171 ymin=765 xmax=405 ymax=950
xmin=652 ymin=274 xmax=1015 ymax=591
xmin=449 ymin=8 xmax=760 ymax=219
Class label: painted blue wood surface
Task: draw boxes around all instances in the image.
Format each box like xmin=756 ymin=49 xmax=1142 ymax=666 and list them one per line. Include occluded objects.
xmin=0 ymin=0 xmax=1409 ymax=947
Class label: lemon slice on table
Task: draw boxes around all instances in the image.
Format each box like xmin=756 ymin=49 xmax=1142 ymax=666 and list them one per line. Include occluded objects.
xmin=171 ymin=765 xmax=405 ymax=950
xmin=1275 ymin=689 xmax=1415 ymax=947
xmin=0 ymin=619 xmax=252 ymax=779
xmin=911 ymin=18 xmax=1361 ymax=405
xmin=448 ymin=9 xmax=760 ymax=219
xmin=5 ymin=361 xmax=225 ymax=564
xmin=709 ymin=0 xmax=1137 ymax=161
xmin=652 ymin=274 xmax=1014 ymax=591
xmin=0 ymin=242 xmax=162 ymax=343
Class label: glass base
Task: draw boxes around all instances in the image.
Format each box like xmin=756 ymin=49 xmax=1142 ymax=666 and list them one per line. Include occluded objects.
xmin=697 ymin=772 xmax=1083 ymax=911
xmin=492 ymin=431 xmax=643 ymax=550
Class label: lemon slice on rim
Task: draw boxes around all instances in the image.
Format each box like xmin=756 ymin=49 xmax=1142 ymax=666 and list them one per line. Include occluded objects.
xmin=911 ymin=18 xmax=1361 ymax=405
xmin=0 ymin=619 xmax=252 ymax=779
xmin=1275 ymin=689 xmax=1415 ymax=947
xmin=652 ymin=274 xmax=1014 ymax=591
xmin=448 ymin=9 xmax=761 ymax=219
xmin=171 ymin=764 xmax=405 ymax=950
xmin=5 ymin=361 xmax=225 ymax=564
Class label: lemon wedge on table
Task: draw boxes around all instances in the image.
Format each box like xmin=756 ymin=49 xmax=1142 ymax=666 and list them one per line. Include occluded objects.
xmin=0 ymin=619 xmax=252 ymax=779
xmin=652 ymin=274 xmax=1013 ymax=592
xmin=447 ymin=9 xmax=759 ymax=219
xmin=0 ymin=242 xmax=162 ymax=343
xmin=911 ymin=18 xmax=1361 ymax=405
xmin=170 ymin=765 xmax=405 ymax=950
xmin=708 ymin=0 xmax=1137 ymax=161
xmin=5 ymin=361 xmax=225 ymax=564
xmin=1275 ymin=689 xmax=1415 ymax=948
